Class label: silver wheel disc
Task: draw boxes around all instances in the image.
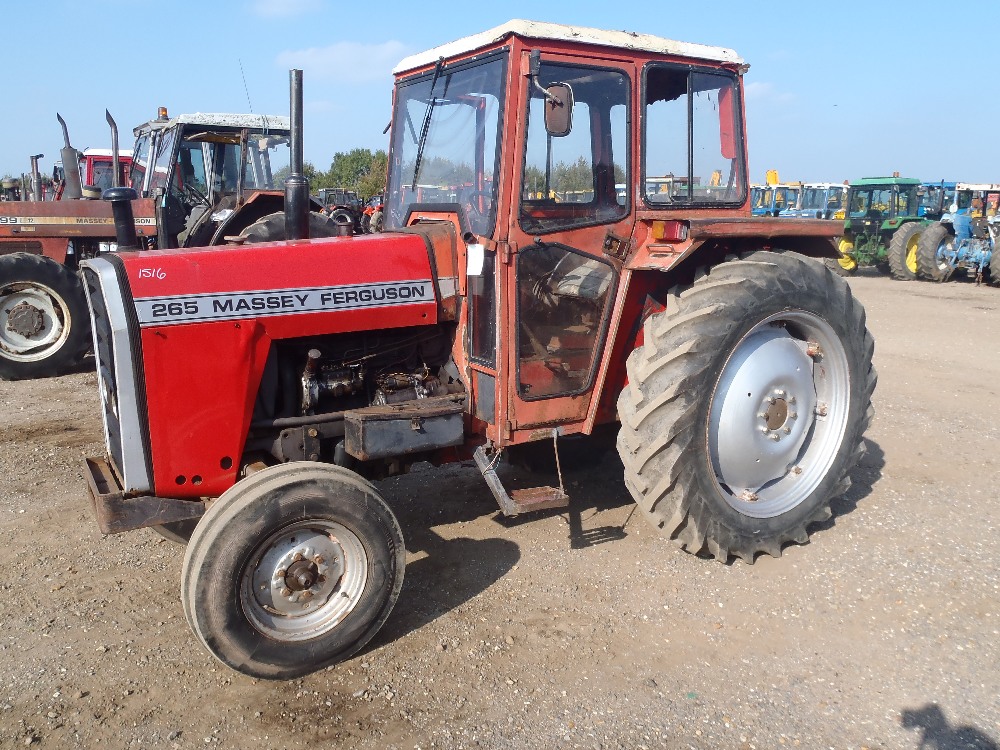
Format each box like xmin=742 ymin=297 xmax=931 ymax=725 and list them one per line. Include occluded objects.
xmin=0 ymin=283 xmax=70 ymax=361
xmin=241 ymin=520 xmax=368 ymax=642
xmin=708 ymin=311 xmax=850 ymax=518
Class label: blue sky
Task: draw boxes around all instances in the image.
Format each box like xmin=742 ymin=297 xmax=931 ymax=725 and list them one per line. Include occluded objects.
xmin=3 ymin=0 xmax=997 ymax=184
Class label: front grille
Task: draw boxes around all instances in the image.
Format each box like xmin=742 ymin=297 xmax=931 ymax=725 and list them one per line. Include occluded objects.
xmin=80 ymin=258 xmax=152 ymax=493
xmin=82 ymin=266 xmax=125 ymax=479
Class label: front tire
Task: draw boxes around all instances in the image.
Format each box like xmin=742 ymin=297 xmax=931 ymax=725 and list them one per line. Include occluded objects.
xmin=916 ymin=223 xmax=953 ymax=282
xmin=181 ymin=463 xmax=405 ymax=680
xmin=825 ymin=237 xmax=858 ymax=277
xmin=0 ymin=253 xmax=91 ymax=380
xmin=616 ymin=251 xmax=876 ymax=563
xmin=887 ymin=223 xmax=922 ymax=280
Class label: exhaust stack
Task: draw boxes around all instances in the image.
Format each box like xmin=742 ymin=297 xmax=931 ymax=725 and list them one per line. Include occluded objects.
xmin=29 ymin=154 xmax=44 ymax=202
xmin=106 ymin=110 xmax=122 ymax=188
xmin=284 ymin=69 xmax=309 ymax=241
xmin=56 ymin=114 xmax=83 ymax=200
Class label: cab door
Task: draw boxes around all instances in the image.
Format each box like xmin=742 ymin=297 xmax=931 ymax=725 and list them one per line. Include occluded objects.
xmin=504 ymin=53 xmax=635 ymax=434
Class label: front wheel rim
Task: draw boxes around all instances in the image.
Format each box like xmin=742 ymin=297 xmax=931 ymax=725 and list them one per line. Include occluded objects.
xmin=240 ymin=519 xmax=369 ymax=642
xmin=707 ymin=311 xmax=851 ymax=518
xmin=0 ymin=283 xmax=71 ymax=361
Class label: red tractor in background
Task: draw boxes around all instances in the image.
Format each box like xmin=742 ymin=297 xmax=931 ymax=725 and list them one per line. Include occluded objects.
xmin=0 ymin=109 xmax=337 ymax=380
xmin=82 ymin=20 xmax=875 ymax=680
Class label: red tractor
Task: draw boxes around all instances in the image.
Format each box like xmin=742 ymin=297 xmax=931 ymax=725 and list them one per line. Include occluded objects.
xmin=0 ymin=110 xmax=335 ymax=380
xmin=82 ymin=21 xmax=875 ymax=680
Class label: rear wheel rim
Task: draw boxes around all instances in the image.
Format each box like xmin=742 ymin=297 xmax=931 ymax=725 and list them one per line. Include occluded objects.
xmin=0 ymin=282 xmax=70 ymax=362
xmin=708 ymin=311 xmax=850 ymax=518
xmin=906 ymin=235 xmax=920 ymax=274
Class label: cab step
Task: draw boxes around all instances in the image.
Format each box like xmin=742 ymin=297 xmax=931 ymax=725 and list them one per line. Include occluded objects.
xmin=473 ymin=446 xmax=569 ymax=516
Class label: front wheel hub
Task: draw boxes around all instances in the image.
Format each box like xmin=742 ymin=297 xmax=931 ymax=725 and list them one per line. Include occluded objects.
xmin=241 ymin=520 xmax=368 ymax=642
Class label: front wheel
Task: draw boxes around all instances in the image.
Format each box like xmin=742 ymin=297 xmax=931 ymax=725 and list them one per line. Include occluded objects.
xmin=616 ymin=251 xmax=876 ymax=562
xmin=0 ymin=253 xmax=91 ymax=380
xmin=825 ymin=236 xmax=858 ymax=277
xmin=181 ymin=463 xmax=405 ymax=680
xmin=887 ymin=223 xmax=922 ymax=280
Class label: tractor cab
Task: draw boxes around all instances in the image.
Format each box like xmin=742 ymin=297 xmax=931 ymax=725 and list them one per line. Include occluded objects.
xmin=128 ymin=110 xmax=292 ymax=246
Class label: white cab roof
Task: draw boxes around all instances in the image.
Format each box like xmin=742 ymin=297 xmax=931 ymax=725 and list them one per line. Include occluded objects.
xmin=394 ymin=19 xmax=743 ymax=75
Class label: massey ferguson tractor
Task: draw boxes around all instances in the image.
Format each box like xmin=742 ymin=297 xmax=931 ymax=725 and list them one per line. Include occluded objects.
xmin=0 ymin=109 xmax=336 ymax=380
xmin=81 ymin=20 xmax=876 ymax=680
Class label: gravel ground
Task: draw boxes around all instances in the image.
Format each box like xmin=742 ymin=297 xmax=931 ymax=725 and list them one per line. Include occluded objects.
xmin=1 ymin=270 xmax=998 ymax=750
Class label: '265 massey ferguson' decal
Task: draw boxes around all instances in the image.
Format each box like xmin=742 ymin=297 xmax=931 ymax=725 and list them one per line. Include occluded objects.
xmin=134 ymin=280 xmax=434 ymax=326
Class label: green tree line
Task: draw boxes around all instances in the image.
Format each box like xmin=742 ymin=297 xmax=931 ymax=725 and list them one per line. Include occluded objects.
xmin=282 ymin=147 xmax=388 ymax=200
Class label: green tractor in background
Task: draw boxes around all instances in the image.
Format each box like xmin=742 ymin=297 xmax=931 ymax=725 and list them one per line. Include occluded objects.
xmin=830 ymin=176 xmax=931 ymax=279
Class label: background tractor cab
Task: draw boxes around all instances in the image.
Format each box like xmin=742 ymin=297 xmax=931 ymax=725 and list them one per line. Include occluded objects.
xmin=129 ymin=109 xmax=295 ymax=247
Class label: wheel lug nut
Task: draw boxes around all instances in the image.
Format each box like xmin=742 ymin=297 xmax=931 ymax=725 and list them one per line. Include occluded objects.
xmin=280 ymin=587 xmax=292 ymax=597
xmin=314 ymin=555 xmax=324 ymax=565
xmin=276 ymin=568 xmax=286 ymax=578
xmin=757 ymin=412 xmax=768 ymax=419
xmin=783 ymin=427 xmax=791 ymax=434
xmin=789 ymin=412 xmax=797 ymax=420
xmin=768 ymin=434 xmax=780 ymax=442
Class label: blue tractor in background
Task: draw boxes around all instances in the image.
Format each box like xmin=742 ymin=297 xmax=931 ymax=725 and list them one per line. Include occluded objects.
xmin=750 ymin=182 xmax=801 ymax=216
xmin=916 ymin=183 xmax=1000 ymax=284
xmin=787 ymin=182 xmax=848 ymax=219
xmin=918 ymin=181 xmax=956 ymax=218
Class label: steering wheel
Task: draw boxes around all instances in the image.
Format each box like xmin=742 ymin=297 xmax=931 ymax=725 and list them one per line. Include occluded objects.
xmin=464 ymin=190 xmax=492 ymax=217
xmin=183 ymin=183 xmax=210 ymax=207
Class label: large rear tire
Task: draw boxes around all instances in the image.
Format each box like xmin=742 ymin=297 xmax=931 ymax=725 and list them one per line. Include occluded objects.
xmin=238 ymin=211 xmax=341 ymax=243
xmin=887 ymin=223 xmax=922 ymax=280
xmin=0 ymin=253 xmax=91 ymax=380
xmin=616 ymin=250 xmax=876 ymax=563
xmin=916 ymin=223 xmax=953 ymax=282
xmin=181 ymin=463 xmax=405 ymax=680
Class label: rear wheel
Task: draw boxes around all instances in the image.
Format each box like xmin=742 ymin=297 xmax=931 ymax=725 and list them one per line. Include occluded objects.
xmin=181 ymin=463 xmax=405 ymax=680
xmin=616 ymin=251 xmax=875 ymax=563
xmin=238 ymin=211 xmax=341 ymax=243
xmin=916 ymin=223 xmax=953 ymax=282
xmin=825 ymin=237 xmax=858 ymax=277
xmin=0 ymin=253 xmax=90 ymax=380
xmin=887 ymin=223 xmax=922 ymax=280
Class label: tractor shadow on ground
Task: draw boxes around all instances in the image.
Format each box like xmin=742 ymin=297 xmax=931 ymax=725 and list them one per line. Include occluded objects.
xmin=812 ymin=436 xmax=886 ymax=536
xmin=368 ymin=462 xmax=521 ymax=647
xmin=901 ymin=702 xmax=999 ymax=750
xmin=368 ymin=453 xmax=634 ymax=647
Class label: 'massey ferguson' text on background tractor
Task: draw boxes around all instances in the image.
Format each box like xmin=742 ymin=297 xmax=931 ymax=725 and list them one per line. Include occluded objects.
xmin=81 ymin=20 xmax=876 ymax=680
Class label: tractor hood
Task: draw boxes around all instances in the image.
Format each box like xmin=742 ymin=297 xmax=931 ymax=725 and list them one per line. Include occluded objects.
xmin=118 ymin=232 xmax=447 ymax=332
xmin=80 ymin=227 xmax=460 ymax=498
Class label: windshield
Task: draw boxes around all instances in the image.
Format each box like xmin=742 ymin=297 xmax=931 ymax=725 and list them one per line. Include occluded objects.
xmin=130 ymin=133 xmax=151 ymax=191
xmin=157 ymin=125 xmax=290 ymax=204
xmin=848 ymin=185 xmax=918 ymax=220
xmin=385 ymin=53 xmax=506 ymax=235
xmin=800 ymin=188 xmax=825 ymax=210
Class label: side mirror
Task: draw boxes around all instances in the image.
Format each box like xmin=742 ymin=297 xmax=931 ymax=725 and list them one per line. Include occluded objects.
xmin=544 ymin=83 xmax=574 ymax=137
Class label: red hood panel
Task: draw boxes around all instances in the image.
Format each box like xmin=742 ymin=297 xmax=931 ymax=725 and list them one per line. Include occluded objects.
xmin=121 ymin=234 xmax=438 ymax=325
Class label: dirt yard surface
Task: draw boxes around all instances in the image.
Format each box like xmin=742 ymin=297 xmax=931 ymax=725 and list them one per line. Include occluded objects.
xmin=1 ymin=270 xmax=998 ymax=750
